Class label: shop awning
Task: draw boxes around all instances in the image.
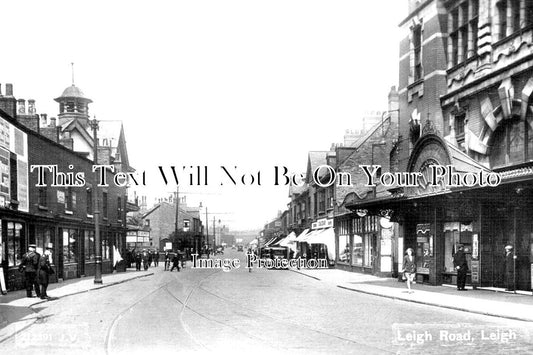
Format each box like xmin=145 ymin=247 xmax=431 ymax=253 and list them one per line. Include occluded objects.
xmin=306 ymin=227 xmax=335 ymax=260
xmin=295 ymin=229 xmax=310 ymax=241
xmin=276 ymin=232 xmax=298 ymax=252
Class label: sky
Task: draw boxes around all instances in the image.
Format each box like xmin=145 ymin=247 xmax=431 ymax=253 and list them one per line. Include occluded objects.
xmin=0 ymin=0 xmax=406 ymax=231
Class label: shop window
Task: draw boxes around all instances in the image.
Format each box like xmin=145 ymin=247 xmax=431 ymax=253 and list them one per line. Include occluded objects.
xmin=102 ymin=232 xmax=110 ymax=260
xmin=84 ymin=230 xmax=95 ymax=261
xmin=62 ymin=228 xmax=78 ymax=264
xmin=35 ymin=227 xmax=52 ymax=256
xmin=6 ymin=222 xmax=24 ymax=267
xmin=364 ymin=234 xmax=373 ymax=267
xmin=338 ymin=234 xmax=350 ymax=263
xmin=352 ymin=234 xmax=363 ymax=266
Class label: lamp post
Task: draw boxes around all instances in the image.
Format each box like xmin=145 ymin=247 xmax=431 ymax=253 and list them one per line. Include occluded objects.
xmin=89 ymin=118 xmax=102 ymax=284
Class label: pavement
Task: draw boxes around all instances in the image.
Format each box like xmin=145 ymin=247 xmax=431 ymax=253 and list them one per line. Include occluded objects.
xmin=0 ymin=268 xmax=154 ymax=343
xmin=292 ymin=268 xmax=533 ymax=322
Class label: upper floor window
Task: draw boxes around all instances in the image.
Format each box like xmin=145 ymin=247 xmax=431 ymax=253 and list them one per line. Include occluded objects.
xmin=449 ymin=0 xmax=478 ymax=67
xmin=117 ymin=196 xmax=123 ymax=221
xmin=455 ymin=113 xmax=466 ymax=149
xmin=65 ymin=187 xmax=76 ymax=212
xmin=413 ymin=25 xmax=423 ymax=81
xmin=498 ymin=0 xmax=533 ymax=40
xmin=102 ymin=192 xmax=108 ymax=219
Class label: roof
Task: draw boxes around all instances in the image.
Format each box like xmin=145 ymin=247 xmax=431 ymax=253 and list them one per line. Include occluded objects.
xmin=55 ymin=85 xmax=93 ymax=102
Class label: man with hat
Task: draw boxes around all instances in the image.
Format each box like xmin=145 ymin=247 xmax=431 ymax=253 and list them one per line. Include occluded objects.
xmin=18 ymin=244 xmax=41 ymax=298
xmin=38 ymin=244 xmax=54 ymax=299
xmin=453 ymin=244 xmax=468 ymax=291
xmin=504 ymin=245 xmax=516 ymax=291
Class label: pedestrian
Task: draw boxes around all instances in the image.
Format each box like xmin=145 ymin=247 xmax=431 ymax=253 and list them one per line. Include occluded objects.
xmin=453 ymin=244 xmax=468 ymax=291
xmin=170 ymin=252 xmax=181 ymax=272
xmin=504 ymin=245 xmax=516 ymax=291
xmin=37 ymin=244 xmax=54 ymax=300
xmin=135 ymin=250 xmax=142 ymax=271
xmin=164 ymin=250 xmax=171 ymax=271
xmin=148 ymin=250 xmax=153 ymax=267
xmin=142 ymin=249 xmax=150 ymax=270
xmin=18 ymin=244 xmax=41 ymax=298
xmin=153 ymin=250 xmax=160 ymax=267
xmin=401 ymin=248 xmax=416 ymax=293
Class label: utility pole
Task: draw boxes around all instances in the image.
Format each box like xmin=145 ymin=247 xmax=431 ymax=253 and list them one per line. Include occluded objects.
xmin=174 ymin=186 xmax=179 ymax=250
xmin=90 ymin=118 xmax=102 ymax=284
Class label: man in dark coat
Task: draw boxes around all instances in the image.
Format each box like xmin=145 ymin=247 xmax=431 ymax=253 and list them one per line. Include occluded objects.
xmin=453 ymin=244 xmax=468 ymax=291
xmin=19 ymin=244 xmax=41 ymax=298
xmin=153 ymin=250 xmax=160 ymax=267
xmin=170 ymin=252 xmax=181 ymax=272
xmin=38 ymin=245 xmax=54 ymax=299
xmin=135 ymin=250 xmax=142 ymax=271
xmin=505 ymin=245 xmax=516 ymax=291
xmin=164 ymin=251 xmax=171 ymax=271
xmin=142 ymin=249 xmax=150 ymax=270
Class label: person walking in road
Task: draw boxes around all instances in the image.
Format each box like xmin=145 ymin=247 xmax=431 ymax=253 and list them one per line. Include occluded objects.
xmin=453 ymin=244 xmax=468 ymax=291
xmin=164 ymin=251 xmax=171 ymax=271
xmin=170 ymin=252 xmax=181 ymax=272
xmin=142 ymin=249 xmax=150 ymax=270
xmin=37 ymin=244 xmax=54 ymax=300
xmin=153 ymin=250 xmax=160 ymax=267
xmin=401 ymin=248 xmax=416 ymax=294
xmin=505 ymin=245 xmax=516 ymax=292
xmin=135 ymin=250 xmax=142 ymax=271
xmin=18 ymin=244 xmax=41 ymax=298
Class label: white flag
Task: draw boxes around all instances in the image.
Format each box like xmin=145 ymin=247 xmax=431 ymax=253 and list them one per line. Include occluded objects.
xmin=114 ymin=247 xmax=123 ymax=266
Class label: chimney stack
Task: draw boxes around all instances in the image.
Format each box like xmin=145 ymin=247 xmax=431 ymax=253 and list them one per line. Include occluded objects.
xmin=28 ymin=99 xmax=36 ymax=115
xmin=17 ymin=99 xmax=26 ymax=115
xmin=5 ymin=84 xmax=13 ymax=97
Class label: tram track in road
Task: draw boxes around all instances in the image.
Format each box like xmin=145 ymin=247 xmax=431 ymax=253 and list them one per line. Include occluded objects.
xmin=195 ymin=283 xmax=396 ymax=354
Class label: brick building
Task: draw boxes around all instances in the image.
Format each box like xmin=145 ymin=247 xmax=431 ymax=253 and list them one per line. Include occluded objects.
xmin=0 ymin=84 xmax=128 ymax=290
xmin=352 ymin=0 xmax=533 ymax=291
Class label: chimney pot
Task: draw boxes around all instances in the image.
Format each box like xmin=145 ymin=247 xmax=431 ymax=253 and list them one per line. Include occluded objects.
xmin=40 ymin=113 xmax=47 ymax=126
xmin=5 ymin=84 xmax=13 ymax=97
xmin=28 ymin=99 xmax=36 ymax=115
xmin=0 ymin=84 xmax=2 ymax=96
xmin=17 ymin=99 xmax=26 ymax=115
xmin=49 ymin=117 xmax=56 ymax=127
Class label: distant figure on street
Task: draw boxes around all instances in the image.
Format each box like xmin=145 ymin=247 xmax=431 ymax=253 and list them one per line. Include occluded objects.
xmin=135 ymin=251 xmax=142 ymax=271
xmin=505 ymin=245 xmax=516 ymax=291
xmin=38 ymin=245 xmax=54 ymax=300
xmin=125 ymin=249 xmax=132 ymax=268
xmin=402 ymin=248 xmax=416 ymax=294
xmin=142 ymin=249 xmax=150 ymax=270
xmin=153 ymin=250 xmax=160 ymax=267
xmin=19 ymin=244 xmax=41 ymax=298
xmin=164 ymin=251 xmax=171 ymax=271
xmin=453 ymin=244 xmax=468 ymax=291
xmin=171 ymin=252 xmax=181 ymax=272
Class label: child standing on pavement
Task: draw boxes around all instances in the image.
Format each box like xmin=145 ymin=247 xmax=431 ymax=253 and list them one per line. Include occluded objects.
xmin=402 ymin=248 xmax=416 ymax=294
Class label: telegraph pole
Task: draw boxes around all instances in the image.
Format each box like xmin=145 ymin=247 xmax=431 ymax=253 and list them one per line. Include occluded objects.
xmin=174 ymin=186 xmax=179 ymax=250
xmin=90 ymin=118 xmax=102 ymax=284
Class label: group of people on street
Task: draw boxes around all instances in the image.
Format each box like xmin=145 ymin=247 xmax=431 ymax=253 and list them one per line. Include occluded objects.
xmin=401 ymin=243 xmax=517 ymax=293
xmin=125 ymin=249 xmax=160 ymax=271
xmin=18 ymin=244 xmax=54 ymax=299
xmin=164 ymin=250 xmax=186 ymax=272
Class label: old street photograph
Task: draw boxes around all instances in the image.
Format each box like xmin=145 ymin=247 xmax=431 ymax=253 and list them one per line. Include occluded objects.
xmin=2 ymin=0 xmax=533 ymax=354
